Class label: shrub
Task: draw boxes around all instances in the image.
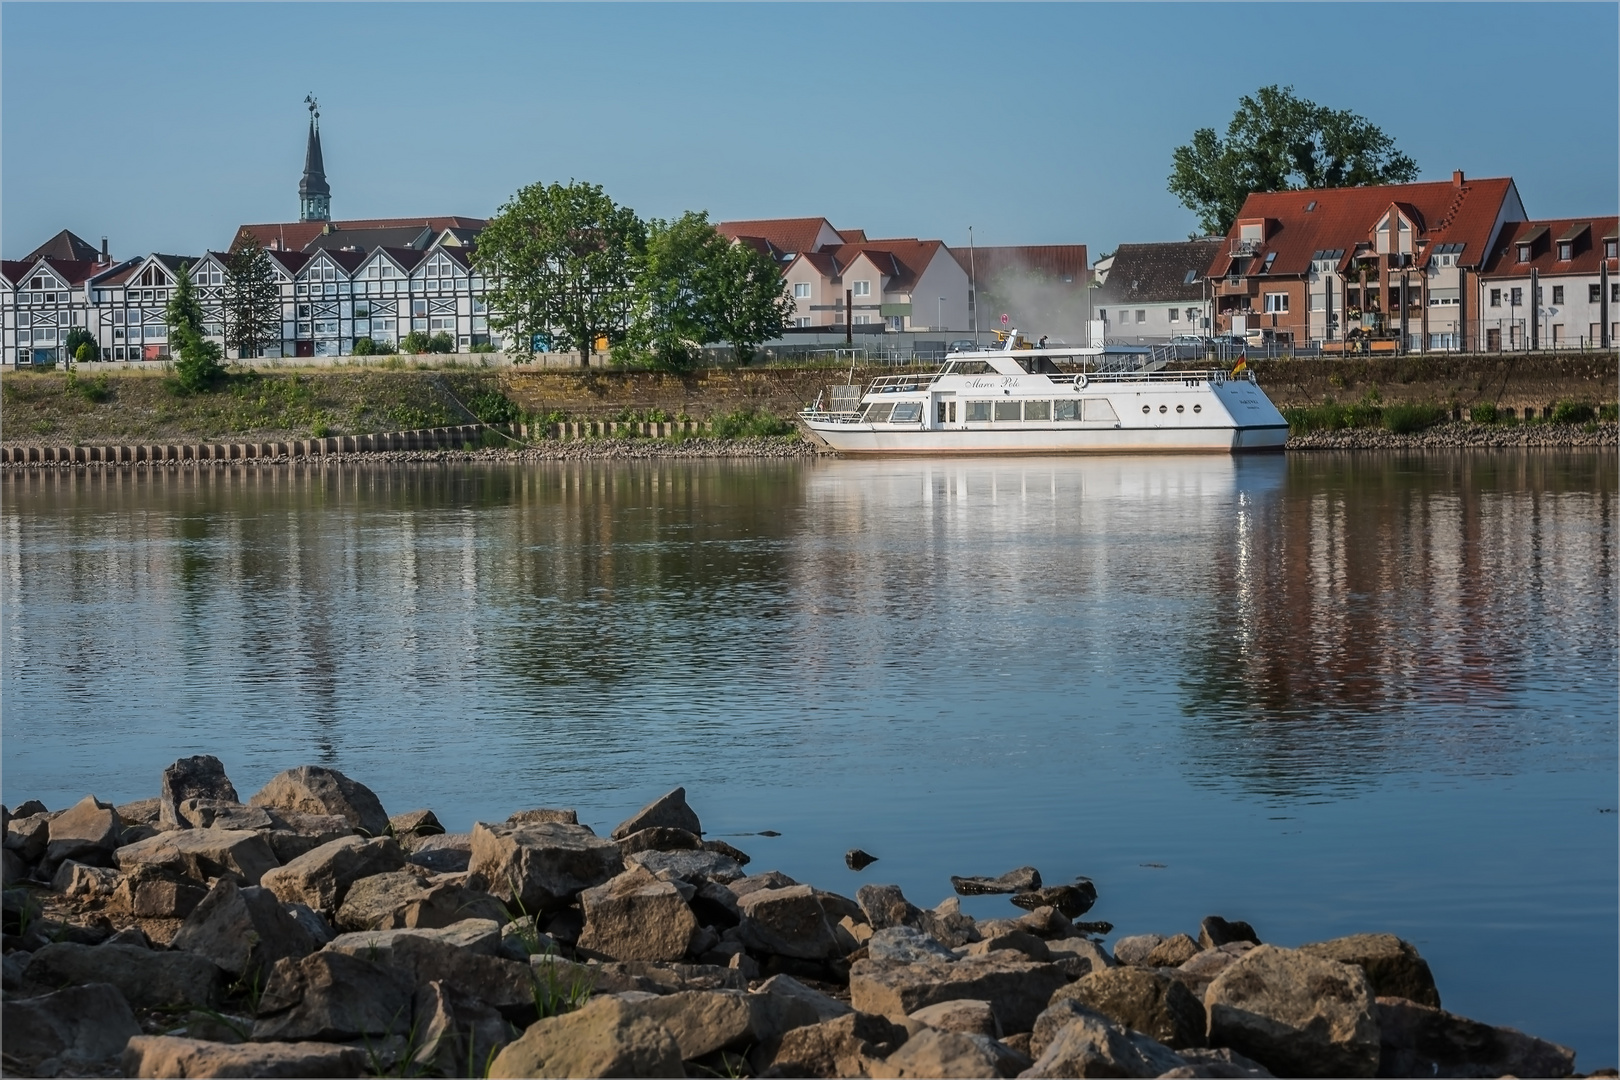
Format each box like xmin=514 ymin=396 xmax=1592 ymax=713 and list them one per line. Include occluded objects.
xmin=65 ymin=371 xmax=112 ymax=403
xmin=427 ymin=332 xmax=455 ymax=354
xmin=1381 ymin=402 xmax=1447 ymax=434
xmin=352 ymin=337 xmax=377 ymax=356
xmin=400 ymin=330 xmax=431 ymax=354
xmin=469 ymin=342 xmax=497 ymax=353
xmin=65 ymin=328 xmax=99 ymax=363
xmin=708 ymin=408 xmax=794 ymax=438
xmin=74 ymin=342 xmax=100 ymax=364
xmin=1600 ymin=403 xmax=1619 ymax=423
xmin=1550 ymin=400 xmax=1596 ymax=424
xmin=463 ymin=387 xmax=521 ymax=425
xmin=1282 ymin=402 xmax=1381 ymax=432
xmin=1469 ymin=402 xmax=1499 ymax=424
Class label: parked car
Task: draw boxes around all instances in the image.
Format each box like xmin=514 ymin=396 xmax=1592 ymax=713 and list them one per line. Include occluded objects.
xmin=948 ymin=339 xmax=980 ymax=353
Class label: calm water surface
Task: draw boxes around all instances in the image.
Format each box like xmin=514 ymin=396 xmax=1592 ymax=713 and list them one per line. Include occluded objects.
xmin=3 ymin=453 xmax=1615 ymax=1065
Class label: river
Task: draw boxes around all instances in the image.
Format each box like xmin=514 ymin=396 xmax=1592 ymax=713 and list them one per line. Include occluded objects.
xmin=2 ymin=452 xmax=1615 ymax=1066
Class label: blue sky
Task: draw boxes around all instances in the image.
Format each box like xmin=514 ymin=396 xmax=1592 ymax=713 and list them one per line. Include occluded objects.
xmin=3 ymin=3 xmax=1616 ymax=261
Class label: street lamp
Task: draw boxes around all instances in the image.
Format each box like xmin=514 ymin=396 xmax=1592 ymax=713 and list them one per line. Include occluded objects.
xmin=939 ymin=297 xmax=945 ymax=333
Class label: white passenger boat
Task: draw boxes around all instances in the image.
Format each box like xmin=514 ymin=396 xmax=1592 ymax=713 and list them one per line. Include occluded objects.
xmin=799 ymin=332 xmax=1289 ymax=455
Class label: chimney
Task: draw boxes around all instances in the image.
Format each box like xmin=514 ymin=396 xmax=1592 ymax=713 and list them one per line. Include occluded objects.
xmin=1452 ymin=170 xmax=1465 ymax=189
xmin=100 ymin=236 xmax=109 ymax=265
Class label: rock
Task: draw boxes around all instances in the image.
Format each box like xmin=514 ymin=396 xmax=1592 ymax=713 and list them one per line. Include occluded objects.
xmin=846 ymin=848 xmax=879 ymax=870
xmin=114 ymin=827 xmax=280 ymax=886
xmin=988 ymin=905 xmax=1074 ymax=941
xmin=858 ymin=883 xmax=925 ymax=930
xmin=617 ymin=827 xmax=703 ymax=856
xmin=250 ymin=765 xmax=390 ymax=837
xmin=1022 ymin=1002 xmax=1188 ymax=1078
xmin=612 ymin=787 xmax=702 ymax=841
xmin=331 ymin=918 xmax=503 ymax=955
xmin=171 ymin=878 xmax=315 ymax=980
xmin=404 ymin=831 xmax=471 ymax=874
xmin=110 ymin=864 xmax=209 ymax=919
xmin=51 ymin=860 xmax=120 ymax=898
xmin=253 ymin=950 xmax=416 ymax=1041
xmin=1199 ymin=915 xmax=1261 ymax=950
xmin=123 ymin=1035 xmax=368 ymax=1079
xmin=701 ymin=839 xmax=751 ymax=865
xmin=42 ymin=795 xmax=121 ymax=872
xmin=1046 ymin=937 xmax=1115 ymax=978
xmin=264 ymin=811 xmax=354 ymax=863
xmin=329 ymin=922 xmax=538 ymax=1017
xmin=731 ymin=869 xmax=800 ymax=898
xmin=103 ymin=927 xmax=151 ymax=948
xmin=627 ymin=847 xmax=744 ymax=885
xmin=965 ymin=931 xmax=1051 ymax=963
xmin=626 ymin=989 xmax=758 ymax=1060
xmin=390 ymin=808 xmax=443 ymax=836
xmin=1053 ymin=967 xmax=1207 ymax=1049
xmin=911 ymin=998 xmax=1000 ymax=1038
xmin=1146 ymin=932 xmax=1202 ymax=968
xmin=175 ymin=798 xmax=275 ymax=831
xmin=1166 ymin=1047 xmax=1276 ymax=1077
xmin=950 ymin=867 xmax=1042 ymax=895
xmin=1010 ymin=881 xmax=1097 ymax=919
xmin=501 ymin=918 xmax=556 ymax=960
xmin=870 ymin=926 xmax=958 ymax=963
xmin=333 ymin=869 xmax=506 ymax=932
xmin=867 ymin=1026 xmax=1002 ymax=1078
xmin=11 ymin=798 xmax=49 ymax=818
xmin=3 ymin=982 xmax=141 ymax=1070
xmin=1205 ymin=944 xmax=1378 ymax=1077
xmin=1374 ymin=995 xmax=1574 ymax=1078
xmin=258 ymin=834 xmax=405 ymax=915
xmin=1030 ymin=998 xmax=1093 ymax=1060
xmin=506 ymin=807 xmax=580 ymax=826
xmin=6 ymin=813 xmax=51 ymax=863
xmin=851 ymin=953 xmax=1067 ymax=1034
xmin=1172 ymin=942 xmax=1256 ymax=997
xmin=755 ymin=1010 xmax=906 ymax=1078
xmin=1112 ymin=933 xmax=1166 ymax=966
xmin=470 ymin=820 xmax=625 ymax=915
xmin=1298 ymin=933 xmax=1440 ymax=1008
xmin=284 ymin=901 xmax=334 ymax=946
xmin=737 ymin=883 xmax=839 ymax=960
xmin=577 ymin=865 xmax=700 ymax=961
xmin=159 ymin=755 xmax=239 ymax=829
xmin=115 ymin=798 xmax=163 ymax=826
xmin=412 ymin=980 xmax=515 ymax=1077
xmin=926 ymin=896 xmax=982 ymax=948
xmin=487 ymin=995 xmax=684 ymax=1078
xmin=23 ymin=941 xmax=224 ymax=1010
xmin=589 ymin=960 xmax=748 ymax=997
xmin=691 ymin=879 xmax=744 ymax=928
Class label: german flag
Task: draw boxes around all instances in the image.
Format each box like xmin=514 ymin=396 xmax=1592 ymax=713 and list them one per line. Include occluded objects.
xmin=1230 ymin=355 xmax=1248 ymax=378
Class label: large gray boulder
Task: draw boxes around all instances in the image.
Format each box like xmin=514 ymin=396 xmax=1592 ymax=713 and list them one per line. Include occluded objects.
xmin=51 ymin=860 xmax=121 ymax=900
xmin=1200 ymin=915 xmax=1262 ymax=950
xmin=252 ymin=951 xmax=416 ymax=1042
xmin=628 ymin=848 xmax=745 ymax=885
xmin=123 ymin=1035 xmax=368 ymax=1079
xmin=264 ymin=812 xmax=354 ymax=863
xmin=627 ymin=989 xmax=758 ymax=1060
xmin=1298 ymin=933 xmax=1440 ymax=1009
xmin=856 ymin=883 xmax=979 ymax=947
xmin=1011 ymin=881 xmax=1098 ymax=919
xmin=469 ymin=820 xmax=624 ymax=915
xmin=736 ymin=884 xmax=840 ymax=960
xmin=1172 ymin=941 xmax=1256 ymax=999
xmin=406 ymin=831 xmax=473 ymax=874
xmin=866 ymin=1027 xmax=1003 ymax=1078
xmin=114 ymin=827 xmax=280 ymax=886
xmin=611 ymin=787 xmax=703 ymax=840
xmin=869 ymin=926 xmax=957 ymax=963
xmin=334 ymin=869 xmax=506 ymax=932
xmin=411 ymin=980 xmax=516 ymax=1077
xmin=910 ymin=998 xmax=1000 ymax=1039
xmin=22 ymin=941 xmax=225 ymax=1010
xmin=5 ymin=813 xmax=52 ymax=864
xmin=110 ymin=864 xmax=210 ymax=919
xmin=1374 ymin=995 xmax=1575 ymax=1078
xmin=1205 ymin=944 xmax=1379 ymax=1078
xmin=1053 ymin=966 xmax=1207 ymax=1049
xmin=159 ymin=755 xmax=239 ymax=829
xmin=487 ymin=995 xmax=683 ymax=1079
xmin=1145 ymin=932 xmax=1202 ymax=968
xmin=171 ymin=877 xmax=316 ymax=980
xmin=753 ymin=1010 xmax=906 ymax=1078
xmin=328 ymin=921 xmax=540 ymax=1018
xmin=1022 ymin=1002 xmax=1188 ymax=1078
xmin=949 ymin=867 xmax=1041 ymax=895
xmin=850 ymin=953 xmax=1067 ymax=1035
xmin=249 ymin=765 xmax=390 ymax=837
xmin=578 ymin=865 xmax=701 ymax=961
xmin=42 ymin=795 xmax=121 ymax=873
xmin=2 ymin=983 xmax=142 ymax=1072
xmin=258 ymin=834 xmax=405 ymax=915
xmin=174 ymin=798 xmax=273 ymax=831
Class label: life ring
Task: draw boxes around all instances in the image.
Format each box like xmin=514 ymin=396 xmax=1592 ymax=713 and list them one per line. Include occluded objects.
xmin=1073 ymin=373 xmax=1089 ymax=390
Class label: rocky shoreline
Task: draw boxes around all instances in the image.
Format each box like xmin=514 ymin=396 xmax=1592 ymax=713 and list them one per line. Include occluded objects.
xmin=1286 ymin=420 xmax=1617 ymax=450
xmin=3 ymin=758 xmax=1606 ymax=1079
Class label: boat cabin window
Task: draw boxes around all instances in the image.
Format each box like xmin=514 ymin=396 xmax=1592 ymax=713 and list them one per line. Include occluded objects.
xmin=1014 ymin=356 xmax=1064 ymax=375
xmin=890 ymin=401 xmax=922 ymax=423
xmin=1084 ymin=398 xmax=1119 ymax=422
xmin=862 ymin=402 xmax=895 ymax=423
xmin=1054 ymin=400 xmax=1080 ymax=421
xmin=964 ymin=401 xmax=992 ymax=422
xmin=993 ymin=400 xmax=1021 ymax=421
xmin=1024 ymin=400 xmax=1052 ymax=421
xmin=945 ymin=360 xmax=993 ymax=375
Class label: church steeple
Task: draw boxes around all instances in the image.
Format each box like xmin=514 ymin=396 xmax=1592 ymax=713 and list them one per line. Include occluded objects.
xmin=299 ymin=95 xmax=331 ymax=223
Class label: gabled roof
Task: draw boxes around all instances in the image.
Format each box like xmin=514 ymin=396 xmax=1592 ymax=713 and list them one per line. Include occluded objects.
xmin=716 ymin=217 xmax=845 ymax=255
xmin=19 ymin=229 xmax=101 ymax=264
xmin=1481 ymin=217 xmax=1620 ymax=278
xmin=436 ymin=247 xmax=475 ymax=271
xmin=829 ymin=239 xmax=948 ymax=292
xmin=150 ymin=254 xmax=198 ymax=276
xmin=949 ymin=245 xmax=1090 ymax=283
xmin=231 ymin=216 xmax=486 ymax=255
xmin=14 ymin=258 xmax=105 ymax=288
xmin=266 ymin=249 xmax=311 ymax=276
xmin=1207 ymin=175 xmax=1519 ymax=279
xmin=305 ymin=225 xmax=437 ymax=253
xmin=788 ymin=251 xmax=842 ymax=278
xmin=0 ymin=261 xmax=31 ymax=287
xmin=1094 ymin=240 xmax=1222 ymax=304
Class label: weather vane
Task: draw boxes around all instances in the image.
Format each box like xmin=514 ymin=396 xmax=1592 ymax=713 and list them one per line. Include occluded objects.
xmin=304 ymin=94 xmax=319 ymax=122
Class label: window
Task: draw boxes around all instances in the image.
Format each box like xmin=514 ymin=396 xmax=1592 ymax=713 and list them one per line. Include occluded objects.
xmin=1168 ymin=308 xmax=1179 ymax=322
xmin=354 ymin=304 xmax=371 ymax=319
xmin=793 ymin=282 xmax=811 ymax=299
xmin=993 ymin=400 xmax=1021 ymax=421
xmin=314 ymin=320 xmax=339 ymax=336
xmin=793 ymin=317 xmax=810 ymax=328
xmin=1557 ymin=243 xmax=1572 ymax=261
xmin=1535 ymin=288 xmax=1543 ymax=303
xmin=1607 ymin=241 xmax=1619 ymax=259
xmin=861 ymin=402 xmax=895 ymax=423
xmin=1054 ymin=400 xmax=1080 ymax=421
xmin=964 ymin=401 xmax=992 ymax=422
xmin=412 ymin=300 xmax=428 ymax=316
xmin=852 ymin=280 xmax=871 ymax=297
xmin=1490 ymin=289 xmax=1501 ymax=308
xmin=1518 ymin=245 xmax=1531 ymax=263
xmin=890 ymin=401 xmax=922 ymax=423
xmin=1135 ymin=310 xmax=1146 ymax=323
xmin=1511 ymin=288 xmax=1523 ymax=306
xmin=1612 ymin=284 xmax=1619 ymax=302
xmin=1084 ymin=398 xmax=1118 ymax=422
xmin=1264 ymin=293 xmax=1290 ymax=312
xmin=1552 ymin=286 xmax=1564 ymax=305
xmin=1099 ymin=310 xmax=1107 ymax=322
xmin=1590 ymin=285 xmax=1601 ymax=303
xmin=854 ymin=315 xmax=871 ymax=325
xmin=429 ymin=316 xmax=455 ymax=331
xmin=1186 ymin=308 xmax=1198 ymax=322
xmin=1023 ymin=400 xmax=1051 ymax=421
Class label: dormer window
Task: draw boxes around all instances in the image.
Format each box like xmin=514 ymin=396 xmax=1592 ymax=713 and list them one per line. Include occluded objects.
xmin=1518 ymin=245 xmax=1531 ymax=263
xmin=1607 ymin=240 xmax=1619 ymax=259
xmin=1557 ymin=242 xmax=1572 ymax=261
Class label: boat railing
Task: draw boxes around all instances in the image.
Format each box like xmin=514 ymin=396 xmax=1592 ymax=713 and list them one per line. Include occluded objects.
xmin=867 ymin=371 xmax=947 ymax=392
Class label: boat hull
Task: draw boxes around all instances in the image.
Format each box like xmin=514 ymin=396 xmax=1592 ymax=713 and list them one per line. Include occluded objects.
xmin=801 ymin=421 xmax=1288 ymax=455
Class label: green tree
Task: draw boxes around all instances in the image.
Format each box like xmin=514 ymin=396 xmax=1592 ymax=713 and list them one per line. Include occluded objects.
xmin=1169 ymin=85 xmax=1419 ymax=235
xmin=166 ymin=262 xmax=224 ymax=392
xmin=426 ymin=331 xmax=455 ymax=353
xmin=64 ymin=327 xmax=99 ymax=364
xmin=709 ymin=236 xmax=794 ymax=363
xmin=400 ymin=329 xmax=431 ymax=354
xmin=624 ymin=211 xmax=732 ymax=370
xmin=474 ymin=180 xmax=645 ymax=366
xmin=224 ymin=237 xmax=281 ymax=360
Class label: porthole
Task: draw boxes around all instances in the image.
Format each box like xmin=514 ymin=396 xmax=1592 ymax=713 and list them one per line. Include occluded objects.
xmin=1193 ymin=404 xmax=1202 ymax=413
xmin=1176 ymin=404 xmax=1185 ymax=413
xmin=1159 ymin=404 xmax=1168 ymax=414
xmin=1142 ymin=405 xmax=1150 ymax=414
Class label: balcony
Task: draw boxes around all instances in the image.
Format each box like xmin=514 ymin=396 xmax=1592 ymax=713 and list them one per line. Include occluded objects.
xmin=1230 ymin=238 xmax=1263 ymax=257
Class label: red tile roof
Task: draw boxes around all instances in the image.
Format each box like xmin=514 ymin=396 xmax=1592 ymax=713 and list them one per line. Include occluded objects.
xmin=1 ymin=260 xmax=32 ymax=287
xmin=1206 ymin=176 xmax=1520 ymax=279
xmin=232 ymin=216 xmax=486 ymax=254
xmin=827 ymin=239 xmax=948 ymax=291
xmin=1481 ymin=216 xmax=1620 ymax=278
xmin=949 ymin=245 xmax=1089 ymax=283
xmin=12 ymin=258 xmax=105 ymax=287
xmin=716 ymin=217 xmax=844 ymax=254
xmin=19 ymin=229 xmax=102 ymax=264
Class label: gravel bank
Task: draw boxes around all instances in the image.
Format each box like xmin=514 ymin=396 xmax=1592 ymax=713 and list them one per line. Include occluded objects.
xmin=1288 ymin=421 xmax=1617 ymax=450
